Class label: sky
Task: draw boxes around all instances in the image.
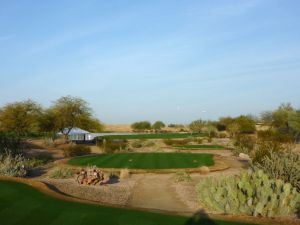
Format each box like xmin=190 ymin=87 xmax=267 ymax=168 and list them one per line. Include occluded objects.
xmin=0 ymin=0 xmax=300 ymax=124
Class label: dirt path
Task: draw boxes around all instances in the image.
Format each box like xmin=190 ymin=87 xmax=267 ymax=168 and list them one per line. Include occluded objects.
xmin=128 ymin=173 xmax=192 ymax=213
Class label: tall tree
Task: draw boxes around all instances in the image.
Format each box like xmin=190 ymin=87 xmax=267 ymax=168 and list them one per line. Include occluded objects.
xmin=0 ymin=100 xmax=41 ymax=137
xmin=49 ymin=96 xmax=102 ymax=141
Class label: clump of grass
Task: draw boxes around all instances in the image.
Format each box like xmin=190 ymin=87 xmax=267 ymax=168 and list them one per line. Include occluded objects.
xmin=49 ymin=167 xmax=74 ymax=179
xmin=172 ymin=171 xmax=192 ymax=183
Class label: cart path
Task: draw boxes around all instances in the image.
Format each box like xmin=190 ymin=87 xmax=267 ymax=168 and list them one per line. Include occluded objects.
xmin=128 ymin=173 xmax=192 ymax=213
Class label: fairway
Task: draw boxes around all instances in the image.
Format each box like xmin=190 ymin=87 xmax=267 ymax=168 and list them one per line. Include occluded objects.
xmin=0 ymin=180 xmax=257 ymax=225
xmin=68 ymin=153 xmax=214 ymax=169
xmin=177 ymin=145 xmax=225 ymax=150
xmin=99 ymin=133 xmax=206 ymax=140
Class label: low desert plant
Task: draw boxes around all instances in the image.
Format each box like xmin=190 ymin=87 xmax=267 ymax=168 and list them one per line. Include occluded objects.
xmin=197 ymin=169 xmax=300 ymax=217
xmin=63 ymin=144 xmax=91 ymax=157
xmin=131 ymin=140 xmax=143 ymax=148
xmin=0 ymin=151 xmax=27 ymax=177
xmin=102 ymin=139 xmax=128 ymax=153
xmin=173 ymin=171 xmax=192 ymax=183
xmin=163 ymin=139 xmax=191 ymax=146
xmin=254 ymin=150 xmax=300 ymax=192
xmin=49 ymin=167 xmax=74 ymax=179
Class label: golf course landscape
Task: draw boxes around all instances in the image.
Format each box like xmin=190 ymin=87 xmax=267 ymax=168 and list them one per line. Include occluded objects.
xmin=0 ymin=180 xmax=257 ymax=225
xmin=68 ymin=153 xmax=214 ymax=169
xmin=100 ymin=133 xmax=206 ymax=140
xmin=176 ymin=145 xmax=225 ymax=150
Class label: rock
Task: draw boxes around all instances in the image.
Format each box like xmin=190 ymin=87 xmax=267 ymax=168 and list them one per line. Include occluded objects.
xmin=239 ymin=153 xmax=251 ymax=160
xmin=199 ymin=166 xmax=210 ymax=174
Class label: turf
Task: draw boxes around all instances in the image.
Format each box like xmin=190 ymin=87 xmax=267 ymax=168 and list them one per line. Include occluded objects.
xmin=99 ymin=133 xmax=206 ymax=140
xmin=68 ymin=153 xmax=214 ymax=169
xmin=177 ymin=145 xmax=225 ymax=150
xmin=0 ymin=180 xmax=257 ymax=225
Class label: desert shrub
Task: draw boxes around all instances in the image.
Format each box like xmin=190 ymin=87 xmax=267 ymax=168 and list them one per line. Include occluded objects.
xmin=197 ymin=169 xmax=300 ymax=217
xmin=232 ymin=134 xmax=256 ymax=156
xmin=143 ymin=140 xmax=156 ymax=147
xmin=102 ymin=139 xmax=128 ymax=153
xmin=63 ymin=144 xmax=91 ymax=157
xmin=252 ymin=141 xmax=284 ymax=164
xmin=163 ymin=139 xmax=191 ymax=146
xmin=25 ymin=158 xmax=45 ymax=168
xmin=194 ymin=138 xmax=203 ymax=144
xmin=218 ymin=132 xmax=227 ymax=138
xmin=254 ymin=151 xmax=300 ymax=192
xmin=0 ymin=151 xmax=27 ymax=177
xmin=173 ymin=171 xmax=192 ymax=183
xmin=131 ymin=140 xmax=143 ymax=148
xmin=0 ymin=132 xmax=22 ymax=155
xmin=49 ymin=167 xmax=74 ymax=179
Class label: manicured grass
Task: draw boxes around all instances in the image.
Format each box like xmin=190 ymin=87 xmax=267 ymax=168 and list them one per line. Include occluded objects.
xmin=99 ymin=133 xmax=206 ymax=140
xmin=0 ymin=180 xmax=257 ymax=225
xmin=177 ymin=145 xmax=225 ymax=150
xmin=68 ymin=153 xmax=214 ymax=169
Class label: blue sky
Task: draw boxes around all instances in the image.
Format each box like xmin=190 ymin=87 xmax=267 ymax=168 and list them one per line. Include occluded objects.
xmin=0 ymin=0 xmax=300 ymax=124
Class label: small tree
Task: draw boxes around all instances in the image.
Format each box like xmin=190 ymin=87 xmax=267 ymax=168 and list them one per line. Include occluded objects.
xmin=202 ymin=124 xmax=217 ymax=138
xmin=0 ymin=100 xmax=42 ymax=137
xmin=235 ymin=115 xmax=256 ymax=134
xmin=131 ymin=121 xmax=151 ymax=132
xmin=152 ymin=121 xmax=165 ymax=131
xmin=189 ymin=119 xmax=206 ymax=133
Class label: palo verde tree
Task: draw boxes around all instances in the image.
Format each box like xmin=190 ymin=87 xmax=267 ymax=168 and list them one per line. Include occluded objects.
xmin=0 ymin=100 xmax=42 ymax=137
xmin=49 ymin=96 xmax=103 ymax=141
xmin=152 ymin=121 xmax=165 ymax=131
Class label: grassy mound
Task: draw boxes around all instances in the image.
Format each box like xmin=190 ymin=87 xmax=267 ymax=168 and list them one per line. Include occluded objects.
xmin=68 ymin=153 xmax=214 ymax=169
xmin=0 ymin=180 xmax=257 ymax=225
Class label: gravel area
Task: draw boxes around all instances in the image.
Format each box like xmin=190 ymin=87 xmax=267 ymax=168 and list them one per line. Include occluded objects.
xmin=41 ymin=178 xmax=137 ymax=206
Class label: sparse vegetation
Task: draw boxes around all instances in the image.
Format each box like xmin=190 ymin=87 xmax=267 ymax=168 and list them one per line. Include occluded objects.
xmin=63 ymin=144 xmax=91 ymax=157
xmin=49 ymin=167 xmax=74 ymax=179
xmin=0 ymin=151 xmax=27 ymax=177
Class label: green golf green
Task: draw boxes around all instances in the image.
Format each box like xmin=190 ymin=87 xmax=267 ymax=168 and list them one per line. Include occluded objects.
xmin=99 ymin=132 xmax=206 ymax=140
xmin=0 ymin=180 xmax=257 ymax=225
xmin=68 ymin=153 xmax=214 ymax=169
xmin=177 ymin=145 xmax=225 ymax=150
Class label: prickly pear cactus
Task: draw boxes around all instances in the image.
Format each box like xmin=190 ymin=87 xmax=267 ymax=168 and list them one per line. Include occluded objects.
xmin=197 ymin=169 xmax=300 ymax=217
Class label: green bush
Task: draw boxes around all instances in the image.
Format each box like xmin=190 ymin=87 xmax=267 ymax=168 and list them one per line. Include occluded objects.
xmin=197 ymin=169 xmax=300 ymax=217
xmin=0 ymin=151 xmax=27 ymax=177
xmin=254 ymin=151 xmax=300 ymax=192
xmin=49 ymin=167 xmax=74 ymax=179
xmin=63 ymin=145 xmax=91 ymax=157
xmin=163 ymin=139 xmax=191 ymax=146
xmin=232 ymin=134 xmax=256 ymax=156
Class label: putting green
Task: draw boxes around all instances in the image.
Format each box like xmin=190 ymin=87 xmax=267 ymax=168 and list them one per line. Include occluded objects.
xmin=177 ymin=145 xmax=225 ymax=150
xmin=0 ymin=180 xmax=257 ymax=225
xmin=68 ymin=153 xmax=214 ymax=169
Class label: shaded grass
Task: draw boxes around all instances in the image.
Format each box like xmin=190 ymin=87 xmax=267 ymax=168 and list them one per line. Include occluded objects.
xmin=99 ymin=133 xmax=206 ymax=140
xmin=0 ymin=180 xmax=258 ymax=225
xmin=68 ymin=153 xmax=214 ymax=169
xmin=177 ymin=145 xmax=225 ymax=150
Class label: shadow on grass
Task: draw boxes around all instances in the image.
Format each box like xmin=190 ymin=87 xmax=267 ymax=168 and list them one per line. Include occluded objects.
xmin=185 ymin=209 xmax=217 ymax=225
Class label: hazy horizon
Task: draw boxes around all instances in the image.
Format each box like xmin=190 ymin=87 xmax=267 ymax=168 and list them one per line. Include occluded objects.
xmin=1 ymin=0 xmax=300 ymax=124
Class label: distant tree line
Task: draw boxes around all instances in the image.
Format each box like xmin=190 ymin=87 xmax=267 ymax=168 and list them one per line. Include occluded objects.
xmin=131 ymin=121 xmax=165 ymax=132
xmin=0 ymin=96 xmax=103 ymax=141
